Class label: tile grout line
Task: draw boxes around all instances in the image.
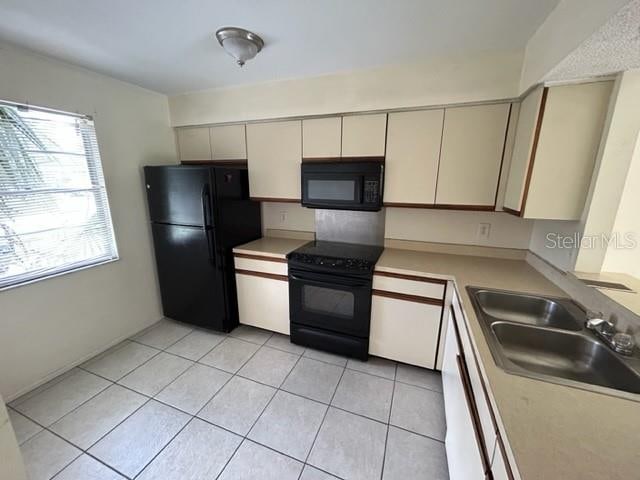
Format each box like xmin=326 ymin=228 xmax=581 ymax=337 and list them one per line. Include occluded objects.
xmin=297 ymin=362 xmax=348 ymax=479
xmin=379 ymin=363 xmax=399 ymax=480
xmin=18 ymin=325 xmax=445 ymax=479
xmin=133 ymin=330 xmax=275 ymax=480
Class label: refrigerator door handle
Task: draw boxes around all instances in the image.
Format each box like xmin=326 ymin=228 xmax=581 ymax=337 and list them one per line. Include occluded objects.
xmin=201 ymin=184 xmax=211 ymax=228
xmin=201 ymin=185 xmax=217 ymax=265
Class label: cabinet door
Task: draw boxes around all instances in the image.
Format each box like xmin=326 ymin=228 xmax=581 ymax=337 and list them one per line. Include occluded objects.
xmin=369 ymin=294 xmax=442 ymax=368
xmin=436 ymin=103 xmax=510 ymax=207
xmin=503 ymin=87 xmax=544 ymax=212
xmin=210 ymin=124 xmax=246 ymax=160
xmin=246 ymin=120 xmax=302 ymax=200
xmin=303 ymin=117 xmax=341 ymax=158
xmin=177 ymin=127 xmax=212 ymax=162
xmin=341 ymin=114 xmax=387 ymax=157
xmin=523 ymin=81 xmax=612 ymax=220
xmin=236 ymin=273 xmax=290 ymax=334
xmin=385 ymin=110 xmax=444 ymax=205
xmin=442 ymin=315 xmax=489 ymax=480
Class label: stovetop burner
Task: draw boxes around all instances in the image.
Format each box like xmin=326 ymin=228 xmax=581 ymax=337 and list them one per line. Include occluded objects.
xmin=287 ymin=241 xmax=383 ymax=274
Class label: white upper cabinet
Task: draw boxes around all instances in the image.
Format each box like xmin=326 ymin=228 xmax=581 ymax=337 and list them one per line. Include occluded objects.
xmin=246 ymin=120 xmax=302 ymax=200
xmin=504 ymin=81 xmax=613 ymax=219
xmin=302 ymin=117 xmax=342 ymax=158
xmin=503 ymin=86 xmax=544 ymax=213
xmin=341 ymin=113 xmax=387 ymax=157
xmin=177 ymin=127 xmax=212 ymax=162
xmin=435 ymin=103 xmax=511 ymax=207
xmin=209 ymin=124 xmax=246 ymax=160
xmin=385 ymin=110 xmax=444 ymax=205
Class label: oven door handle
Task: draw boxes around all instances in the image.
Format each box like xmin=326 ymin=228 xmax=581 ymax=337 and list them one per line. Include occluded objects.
xmin=289 ymin=270 xmax=371 ymax=289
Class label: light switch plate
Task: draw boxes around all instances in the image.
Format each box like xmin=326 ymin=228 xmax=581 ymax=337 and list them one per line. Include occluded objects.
xmin=477 ymin=223 xmax=491 ymax=241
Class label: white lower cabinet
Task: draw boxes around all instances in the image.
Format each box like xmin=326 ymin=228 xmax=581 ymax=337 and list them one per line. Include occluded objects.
xmin=235 ymin=272 xmax=290 ymax=335
xmin=369 ymin=294 xmax=442 ymax=369
xmin=442 ymin=313 xmax=493 ymax=480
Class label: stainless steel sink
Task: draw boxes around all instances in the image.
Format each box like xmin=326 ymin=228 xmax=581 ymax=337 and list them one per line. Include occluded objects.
xmin=474 ymin=290 xmax=582 ymax=331
xmin=467 ymin=287 xmax=640 ymax=401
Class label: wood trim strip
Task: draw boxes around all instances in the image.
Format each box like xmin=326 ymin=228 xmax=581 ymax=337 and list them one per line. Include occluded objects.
xmin=374 ymin=270 xmax=447 ymax=285
xmin=519 ymin=87 xmax=549 ymax=217
xmin=458 ymin=303 xmax=500 ymax=434
xmin=301 ymin=156 xmax=385 ymax=163
xmin=250 ymin=197 xmax=300 ymax=203
xmin=372 ymin=289 xmax=443 ymax=306
xmin=234 ymin=253 xmax=287 ymax=263
xmin=502 ymin=206 xmax=521 ymax=217
xmin=496 ymin=433 xmax=515 ymax=480
xmin=450 ymin=306 xmax=465 ymax=357
xmin=235 ymin=269 xmax=288 ymax=282
xmin=384 ymin=202 xmax=495 ymax=211
xmin=432 ymin=283 xmax=447 ymax=368
xmin=456 ymin=355 xmax=492 ymax=475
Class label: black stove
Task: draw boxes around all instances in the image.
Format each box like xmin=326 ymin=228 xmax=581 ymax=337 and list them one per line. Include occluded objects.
xmin=287 ymin=241 xmax=383 ymax=360
xmin=287 ymin=241 xmax=383 ymax=275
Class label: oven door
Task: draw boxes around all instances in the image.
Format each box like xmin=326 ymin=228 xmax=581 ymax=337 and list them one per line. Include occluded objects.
xmin=301 ymin=173 xmax=363 ymax=210
xmin=289 ymin=268 xmax=373 ymax=337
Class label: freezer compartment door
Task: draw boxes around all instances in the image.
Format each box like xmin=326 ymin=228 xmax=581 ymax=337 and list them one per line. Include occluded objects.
xmin=151 ymin=223 xmax=228 ymax=330
xmin=144 ymin=166 xmax=212 ymax=227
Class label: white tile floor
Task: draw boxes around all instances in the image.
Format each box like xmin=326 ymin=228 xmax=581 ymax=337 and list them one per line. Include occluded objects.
xmin=9 ymin=319 xmax=449 ymax=480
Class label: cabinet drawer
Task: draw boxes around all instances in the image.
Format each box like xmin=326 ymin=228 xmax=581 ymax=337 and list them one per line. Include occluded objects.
xmin=370 ymin=294 xmax=442 ymax=368
xmin=451 ymin=296 xmax=497 ymax=463
xmin=236 ymin=272 xmax=289 ymax=334
xmin=373 ymin=271 xmax=445 ymax=300
xmin=234 ymin=254 xmax=288 ymax=276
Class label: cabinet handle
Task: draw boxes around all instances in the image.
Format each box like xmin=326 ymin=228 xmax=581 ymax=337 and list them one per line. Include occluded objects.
xmin=456 ymin=355 xmax=492 ymax=475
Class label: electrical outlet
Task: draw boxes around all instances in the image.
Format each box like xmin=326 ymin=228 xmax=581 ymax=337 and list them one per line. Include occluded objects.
xmin=477 ymin=223 xmax=491 ymax=241
xmin=279 ymin=211 xmax=287 ymax=225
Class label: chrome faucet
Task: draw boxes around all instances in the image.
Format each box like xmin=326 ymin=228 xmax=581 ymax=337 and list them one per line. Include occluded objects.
xmin=586 ymin=312 xmax=635 ymax=356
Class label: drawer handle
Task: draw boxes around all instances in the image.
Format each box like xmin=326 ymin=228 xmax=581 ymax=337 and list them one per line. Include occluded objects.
xmin=456 ymin=354 xmax=492 ymax=475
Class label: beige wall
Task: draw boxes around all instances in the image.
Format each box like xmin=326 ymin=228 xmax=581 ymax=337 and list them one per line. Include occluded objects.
xmin=575 ymin=70 xmax=640 ymax=273
xmin=384 ymin=208 xmax=532 ymax=249
xmin=169 ymin=51 xmax=522 ymax=126
xmin=0 ymin=44 xmax=177 ymax=400
xmin=528 ymin=220 xmax=582 ymax=272
xmin=519 ymin=0 xmax=630 ymax=91
xmin=0 ymin=394 xmax=26 ymax=480
xmin=601 ymin=132 xmax=640 ymax=276
xmin=261 ymin=202 xmax=315 ymax=235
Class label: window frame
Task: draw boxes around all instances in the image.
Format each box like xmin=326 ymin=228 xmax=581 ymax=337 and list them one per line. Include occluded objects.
xmin=0 ymin=99 xmax=119 ymax=291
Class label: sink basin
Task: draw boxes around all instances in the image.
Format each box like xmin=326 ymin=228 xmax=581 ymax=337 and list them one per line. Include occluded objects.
xmin=466 ymin=286 xmax=640 ymax=401
xmin=491 ymin=322 xmax=640 ymax=394
xmin=475 ymin=290 xmax=581 ymax=331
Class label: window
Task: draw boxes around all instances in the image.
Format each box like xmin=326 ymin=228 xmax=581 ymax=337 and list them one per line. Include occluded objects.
xmin=0 ymin=101 xmax=118 ymax=289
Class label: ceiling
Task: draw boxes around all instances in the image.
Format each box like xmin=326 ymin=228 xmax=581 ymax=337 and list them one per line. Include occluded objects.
xmin=545 ymin=0 xmax=640 ymax=82
xmin=0 ymin=0 xmax=560 ymax=95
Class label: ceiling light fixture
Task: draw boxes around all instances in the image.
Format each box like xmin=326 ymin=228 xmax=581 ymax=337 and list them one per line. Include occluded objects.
xmin=215 ymin=27 xmax=264 ymax=67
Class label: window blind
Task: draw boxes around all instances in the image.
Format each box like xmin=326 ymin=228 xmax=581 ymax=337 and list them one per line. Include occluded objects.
xmin=0 ymin=102 xmax=118 ymax=289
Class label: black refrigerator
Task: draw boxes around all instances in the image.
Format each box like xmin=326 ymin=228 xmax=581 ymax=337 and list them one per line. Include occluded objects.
xmin=143 ymin=165 xmax=261 ymax=332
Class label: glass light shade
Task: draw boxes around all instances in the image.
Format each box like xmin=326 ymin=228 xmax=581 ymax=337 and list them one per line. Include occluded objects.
xmin=221 ymin=37 xmax=259 ymax=66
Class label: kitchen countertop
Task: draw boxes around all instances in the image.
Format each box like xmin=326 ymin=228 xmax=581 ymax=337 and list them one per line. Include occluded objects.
xmin=377 ymin=248 xmax=640 ymax=480
xmin=232 ymin=237 xmax=310 ymax=259
xmin=571 ymin=270 xmax=640 ymax=318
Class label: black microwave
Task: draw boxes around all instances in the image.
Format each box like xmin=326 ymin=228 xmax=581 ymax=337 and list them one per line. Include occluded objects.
xmin=301 ymin=161 xmax=384 ymax=211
